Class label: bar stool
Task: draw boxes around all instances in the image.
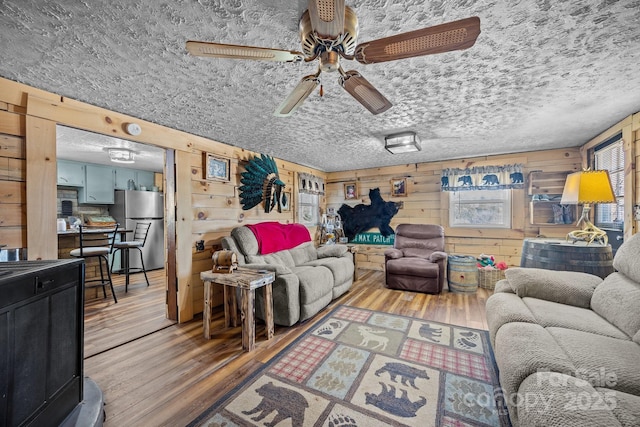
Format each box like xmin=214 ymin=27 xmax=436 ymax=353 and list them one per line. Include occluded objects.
xmin=111 ymin=222 xmax=152 ymax=292
xmin=70 ymin=224 xmax=119 ymax=303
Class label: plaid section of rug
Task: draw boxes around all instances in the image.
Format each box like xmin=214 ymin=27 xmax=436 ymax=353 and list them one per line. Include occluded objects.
xmin=188 ymin=305 xmax=510 ymax=427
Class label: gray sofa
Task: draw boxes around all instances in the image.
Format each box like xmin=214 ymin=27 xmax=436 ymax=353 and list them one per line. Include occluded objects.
xmin=222 ymin=225 xmax=354 ymax=326
xmin=486 ymin=233 xmax=640 ymax=427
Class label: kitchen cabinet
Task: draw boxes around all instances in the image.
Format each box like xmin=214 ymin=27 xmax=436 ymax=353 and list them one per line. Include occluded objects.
xmin=114 ymin=167 xmax=136 ymax=190
xmin=79 ymin=164 xmax=115 ymax=204
xmin=56 ymin=160 xmax=84 ymax=187
xmin=136 ymin=170 xmax=155 ymax=189
xmin=114 ymin=168 xmax=155 ymax=190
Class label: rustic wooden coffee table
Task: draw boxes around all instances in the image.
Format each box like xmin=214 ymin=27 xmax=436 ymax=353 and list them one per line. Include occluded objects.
xmin=200 ymin=268 xmax=275 ymax=351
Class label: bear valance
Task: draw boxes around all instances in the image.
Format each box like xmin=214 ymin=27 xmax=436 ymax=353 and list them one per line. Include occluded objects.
xmin=441 ymin=164 xmax=524 ymax=191
xmin=299 ymin=172 xmax=325 ymax=195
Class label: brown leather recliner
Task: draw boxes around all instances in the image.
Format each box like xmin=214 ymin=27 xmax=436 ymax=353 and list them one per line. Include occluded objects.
xmin=384 ymin=224 xmax=447 ymax=293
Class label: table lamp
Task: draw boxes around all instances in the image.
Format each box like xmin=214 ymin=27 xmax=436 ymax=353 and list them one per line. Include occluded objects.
xmin=560 ymin=170 xmax=616 ymax=245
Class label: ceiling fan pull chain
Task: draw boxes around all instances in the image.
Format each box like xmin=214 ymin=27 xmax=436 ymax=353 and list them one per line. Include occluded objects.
xmin=319 ymin=84 xmax=324 ymax=97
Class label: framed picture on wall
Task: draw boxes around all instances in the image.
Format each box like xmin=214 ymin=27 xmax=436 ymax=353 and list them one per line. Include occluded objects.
xmin=204 ymin=153 xmax=230 ymax=182
xmin=281 ymin=191 xmax=291 ymax=211
xmin=344 ymin=182 xmax=358 ymax=200
xmin=391 ymin=177 xmax=408 ymax=197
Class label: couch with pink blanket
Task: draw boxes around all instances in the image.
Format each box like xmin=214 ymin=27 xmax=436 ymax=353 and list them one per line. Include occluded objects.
xmin=221 ymin=222 xmax=354 ymax=326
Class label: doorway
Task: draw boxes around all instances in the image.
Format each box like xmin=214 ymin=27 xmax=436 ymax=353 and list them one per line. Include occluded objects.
xmin=56 ymin=125 xmax=178 ymax=356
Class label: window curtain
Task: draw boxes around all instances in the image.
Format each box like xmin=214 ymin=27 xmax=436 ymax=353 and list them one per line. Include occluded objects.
xmin=441 ymin=164 xmax=524 ymax=191
xmin=298 ymin=172 xmax=325 ymax=195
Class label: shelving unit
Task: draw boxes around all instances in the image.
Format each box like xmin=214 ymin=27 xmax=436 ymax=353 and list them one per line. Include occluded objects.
xmin=528 ymin=171 xmax=577 ymax=225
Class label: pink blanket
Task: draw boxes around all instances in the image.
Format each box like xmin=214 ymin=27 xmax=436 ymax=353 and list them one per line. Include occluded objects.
xmin=246 ymin=222 xmax=311 ymax=255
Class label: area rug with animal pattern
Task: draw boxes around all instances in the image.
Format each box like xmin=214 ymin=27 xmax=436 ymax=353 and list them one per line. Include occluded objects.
xmin=188 ymin=305 xmax=510 ymax=427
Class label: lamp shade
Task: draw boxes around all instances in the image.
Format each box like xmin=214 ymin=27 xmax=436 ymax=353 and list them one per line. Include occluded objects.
xmin=560 ymin=170 xmax=616 ymax=204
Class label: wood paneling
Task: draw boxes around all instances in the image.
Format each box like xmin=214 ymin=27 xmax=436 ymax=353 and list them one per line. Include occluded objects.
xmin=25 ymin=116 xmax=57 ymax=260
xmin=326 ymin=148 xmax=582 ymax=270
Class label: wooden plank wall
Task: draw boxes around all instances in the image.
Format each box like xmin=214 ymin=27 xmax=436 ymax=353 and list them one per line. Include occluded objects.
xmin=0 ymin=105 xmax=27 ymax=249
xmin=0 ymin=77 xmax=325 ymax=322
xmin=326 ymin=148 xmax=583 ymax=272
xmin=189 ymin=150 xmax=324 ymax=314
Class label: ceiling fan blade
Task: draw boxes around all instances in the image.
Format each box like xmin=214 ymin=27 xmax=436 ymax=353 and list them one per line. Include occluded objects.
xmin=354 ymin=16 xmax=481 ymax=64
xmin=339 ymin=70 xmax=392 ymax=115
xmin=274 ymin=75 xmax=320 ymax=117
xmin=307 ymin=0 xmax=345 ymax=39
xmin=186 ymin=41 xmax=305 ymax=63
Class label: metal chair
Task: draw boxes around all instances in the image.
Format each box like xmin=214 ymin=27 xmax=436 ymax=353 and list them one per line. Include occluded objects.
xmin=70 ymin=224 xmax=119 ymax=303
xmin=111 ymin=222 xmax=152 ymax=292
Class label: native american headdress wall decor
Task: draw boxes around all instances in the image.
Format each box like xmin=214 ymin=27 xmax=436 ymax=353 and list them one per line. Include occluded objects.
xmin=239 ymin=154 xmax=286 ymax=213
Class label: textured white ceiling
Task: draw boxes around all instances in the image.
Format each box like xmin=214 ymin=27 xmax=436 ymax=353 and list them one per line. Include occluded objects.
xmin=1 ymin=0 xmax=639 ymax=172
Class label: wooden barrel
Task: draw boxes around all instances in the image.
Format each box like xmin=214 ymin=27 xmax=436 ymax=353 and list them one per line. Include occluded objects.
xmin=447 ymin=255 xmax=478 ymax=293
xmin=520 ymin=238 xmax=614 ymax=279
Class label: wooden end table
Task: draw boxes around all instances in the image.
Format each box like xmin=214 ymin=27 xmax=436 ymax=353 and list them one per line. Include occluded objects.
xmin=200 ymin=268 xmax=275 ymax=352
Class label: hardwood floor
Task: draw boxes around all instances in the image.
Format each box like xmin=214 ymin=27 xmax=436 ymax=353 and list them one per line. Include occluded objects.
xmin=84 ymin=269 xmax=493 ymax=426
xmin=84 ymin=269 xmax=175 ymax=358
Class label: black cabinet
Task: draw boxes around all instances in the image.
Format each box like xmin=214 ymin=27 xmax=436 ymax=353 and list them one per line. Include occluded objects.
xmin=0 ymin=259 xmax=84 ymax=427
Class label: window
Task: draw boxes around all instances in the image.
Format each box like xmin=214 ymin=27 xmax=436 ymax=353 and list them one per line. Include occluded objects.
xmin=594 ymin=138 xmax=624 ymax=230
xmin=298 ymin=192 xmax=319 ymax=226
xmin=449 ymin=189 xmax=511 ymax=228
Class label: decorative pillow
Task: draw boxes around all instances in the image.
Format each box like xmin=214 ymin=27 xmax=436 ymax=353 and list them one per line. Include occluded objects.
xmin=504 ymin=267 xmax=602 ymax=308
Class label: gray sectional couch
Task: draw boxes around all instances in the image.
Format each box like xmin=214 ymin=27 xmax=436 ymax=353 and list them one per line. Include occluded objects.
xmin=486 ymin=232 xmax=640 ymax=426
xmin=222 ymin=225 xmax=354 ymax=326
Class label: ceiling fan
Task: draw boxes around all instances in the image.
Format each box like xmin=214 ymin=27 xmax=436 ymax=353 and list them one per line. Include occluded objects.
xmin=186 ymin=0 xmax=480 ymax=117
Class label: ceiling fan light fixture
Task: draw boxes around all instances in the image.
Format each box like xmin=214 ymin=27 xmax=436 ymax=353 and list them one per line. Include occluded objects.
xmin=109 ymin=148 xmax=135 ymax=164
xmin=385 ymin=132 xmax=421 ymax=154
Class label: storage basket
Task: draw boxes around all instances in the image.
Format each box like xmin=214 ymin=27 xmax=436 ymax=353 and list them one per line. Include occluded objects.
xmin=477 ymin=268 xmax=505 ymax=290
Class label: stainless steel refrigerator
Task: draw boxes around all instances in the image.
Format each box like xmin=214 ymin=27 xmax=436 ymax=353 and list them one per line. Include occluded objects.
xmin=110 ymin=190 xmax=164 ymax=271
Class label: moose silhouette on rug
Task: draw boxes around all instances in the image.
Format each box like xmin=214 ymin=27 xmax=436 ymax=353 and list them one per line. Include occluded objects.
xmin=338 ymin=188 xmax=400 ymax=241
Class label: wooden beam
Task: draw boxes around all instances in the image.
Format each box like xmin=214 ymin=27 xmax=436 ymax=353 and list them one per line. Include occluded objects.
xmin=25 ymin=115 xmax=57 ymax=260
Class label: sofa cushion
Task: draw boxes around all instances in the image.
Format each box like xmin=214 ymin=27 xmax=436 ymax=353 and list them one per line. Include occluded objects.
xmin=402 ymin=247 xmax=434 ymax=258
xmin=486 ymin=292 xmax=538 ymax=345
xmin=494 ymin=322 xmax=576 ymax=402
xmin=597 ymin=386 xmax=640 ymax=426
xmin=613 ymin=232 xmax=640 ymax=283
xmin=292 ymin=266 xmax=333 ymax=305
xmin=303 ymin=256 xmax=353 ymax=291
xmin=522 ymin=297 xmax=629 ymax=340
xmin=289 ymin=241 xmax=318 ymax=265
xmin=247 ymin=250 xmax=295 ymax=268
xmin=517 ymin=372 xmax=623 ymax=427
xmin=504 ymin=267 xmax=601 ymax=308
xmin=591 ymin=272 xmax=640 ymax=339
xmin=317 ymin=244 xmax=348 ymax=258
xmin=293 ymin=265 xmax=333 ymax=321
xmin=230 ymin=226 xmax=261 ymax=256
xmin=386 ymin=257 xmax=438 ymax=278
xmin=547 ymin=327 xmax=640 ymax=396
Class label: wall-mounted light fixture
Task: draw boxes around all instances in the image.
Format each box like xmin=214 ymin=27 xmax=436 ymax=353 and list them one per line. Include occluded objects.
xmin=108 ymin=148 xmax=135 ymax=164
xmin=385 ymin=131 xmax=421 ymax=154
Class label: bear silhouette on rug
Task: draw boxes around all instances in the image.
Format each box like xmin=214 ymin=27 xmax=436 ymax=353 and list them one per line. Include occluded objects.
xmin=338 ymin=188 xmax=400 ymax=241
xmin=242 ymin=382 xmax=308 ymax=426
